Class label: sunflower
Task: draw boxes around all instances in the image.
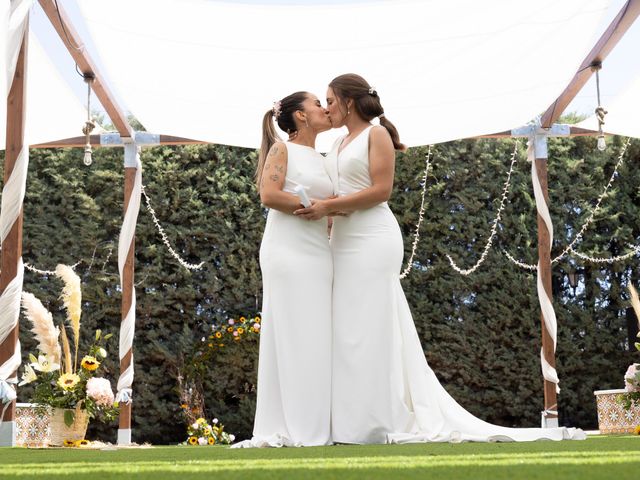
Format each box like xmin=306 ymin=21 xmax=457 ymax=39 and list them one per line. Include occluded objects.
xmin=75 ymin=439 xmax=90 ymax=447
xmin=81 ymin=355 xmax=100 ymax=371
xmin=239 ymin=316 xmax=246 ymax=323
xmin=208 ymin=436 xmax=215 ymax=445
xmin=57 ymin=373 xmax=80 ymax=390
xmin=196 ymin=418 xmax=206 ymax=424
xmin=188 ymin=436 xmax=198 ymax=445
xmin=215 ymin=332 xmax=222 ymax=339
xmin=63 ymin=440 xmax=76 ymax=447
xmin=237 ymin=327 xmax=244 ymax=334
xmin=227 ymin=327 xmax=233 ymax=333
xmin=254 ymin=317 xmax=261 ymax=323
xmin=204 ymin=428 xmax=212 ymax=436
xmin=233 ymin=337 xmax=241 ymax=341
xmin=635 ymin=425 xmax=640 ymax=435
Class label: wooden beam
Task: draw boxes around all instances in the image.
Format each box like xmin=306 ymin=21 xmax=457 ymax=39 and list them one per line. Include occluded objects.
xmin=30 ymin=134 xmax=204 ymax=149
xmin=0 ymin=17 xmax=28 ymax=436
xmin=478 ymin=126 xmax=601 ymax=139
xmin=541 ymin=0 xmax=640 ymax=128
xmin=38 ymin=0 xmax=135 ymax=139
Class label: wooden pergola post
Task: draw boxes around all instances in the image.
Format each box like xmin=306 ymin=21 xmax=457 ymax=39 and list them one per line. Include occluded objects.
xmin=532 ymin=133 xmax=559 ymax=427
xmin=38 ymin=0 xmax=138 ymax=444
xmin=0 ymin=18 xmax=28 ymax=448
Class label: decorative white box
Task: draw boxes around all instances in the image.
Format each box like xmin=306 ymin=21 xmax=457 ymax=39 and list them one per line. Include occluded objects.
xmin=594 ymin=389 xmax=640 ymax=434
xmin=15 ymin=403 xmax=51 ymax=447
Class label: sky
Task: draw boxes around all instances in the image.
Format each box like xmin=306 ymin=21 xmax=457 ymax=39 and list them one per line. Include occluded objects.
xmin=31 ymin=0 xmax=640 ymax=129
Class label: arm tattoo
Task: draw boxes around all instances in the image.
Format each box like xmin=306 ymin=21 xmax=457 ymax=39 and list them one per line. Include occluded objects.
xmin=270 ymin=174 xmax=280 ymax=182
xmin=269 ymin=146 xmax=279 ymax=157
xmin=264 ymin=163 xmax=271 ymax=170
xmin=274 ymin=165 xmax=284 ymax=173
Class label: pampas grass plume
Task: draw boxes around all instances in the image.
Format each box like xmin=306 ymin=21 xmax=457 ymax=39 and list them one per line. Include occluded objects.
xmin=21 ymin=292 xmax=62 ymax=365
xmin=55 ymin=264 xmax=82 ymax=371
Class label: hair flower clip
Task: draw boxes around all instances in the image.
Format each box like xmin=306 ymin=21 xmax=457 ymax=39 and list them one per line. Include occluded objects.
xmin=272 ymin=101 xmax=282 ymax=119
xmin=368 ymin=87 xmax=377 ymax=96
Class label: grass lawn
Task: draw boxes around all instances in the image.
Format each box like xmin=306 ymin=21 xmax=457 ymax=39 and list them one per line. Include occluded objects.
xmin=0 ymin=435 xmax=639 ymax=479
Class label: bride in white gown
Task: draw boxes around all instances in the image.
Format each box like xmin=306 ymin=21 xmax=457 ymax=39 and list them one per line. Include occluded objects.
xmin=294 ymin=73 xmax=585 ymax=444
xmin=234 ymin=92 xmax=334 ymax=447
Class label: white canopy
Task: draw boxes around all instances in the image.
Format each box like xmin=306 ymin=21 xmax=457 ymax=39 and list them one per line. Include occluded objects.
xmin=73 ymin=0 xmax=611 ymax=151
xmin=1 ymin=2 xmax=92 ymax=148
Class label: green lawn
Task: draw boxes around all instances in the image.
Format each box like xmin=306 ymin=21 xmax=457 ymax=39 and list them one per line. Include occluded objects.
xmin=1 ymin=435 xmax=639 ymax=479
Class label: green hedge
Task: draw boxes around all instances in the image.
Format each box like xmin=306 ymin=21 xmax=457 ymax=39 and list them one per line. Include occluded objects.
xmin=2 ymin=135 xmax=638 ymax=443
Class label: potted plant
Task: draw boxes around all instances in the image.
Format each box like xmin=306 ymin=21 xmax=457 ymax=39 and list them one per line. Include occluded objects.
xmin=18 ymin=264 xmax=119 ymax=446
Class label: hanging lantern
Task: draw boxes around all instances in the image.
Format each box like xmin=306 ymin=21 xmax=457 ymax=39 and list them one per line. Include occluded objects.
xmin=82 ymin=75 xmax=96 ymax=166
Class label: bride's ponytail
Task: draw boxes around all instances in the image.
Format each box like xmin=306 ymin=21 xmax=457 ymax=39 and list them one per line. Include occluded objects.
xmin=329 ymin=73 xmax=406 ymax=152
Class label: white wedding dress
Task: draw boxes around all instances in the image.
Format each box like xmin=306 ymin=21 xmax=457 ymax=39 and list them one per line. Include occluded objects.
xmin=234 ymin=142 xmax=334 ymax=448
xmin=325 ymin=125 xmax=585 ymax=444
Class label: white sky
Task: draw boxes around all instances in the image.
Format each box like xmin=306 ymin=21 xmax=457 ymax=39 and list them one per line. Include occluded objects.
xmin=32 ymin=0 xmax=640 ymax=130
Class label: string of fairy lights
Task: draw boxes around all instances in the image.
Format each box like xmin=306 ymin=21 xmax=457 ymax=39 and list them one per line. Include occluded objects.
xmin=13 ymin=184 xmax=203 ymax=277
xmin=400 ymin=145 xmax=432 ymax=279
xmin=8 ymin=136 xmax=637 ymax=280
xmin=503 ymin=137 xmax=636 ymax=270
xmin=445 ymin=140 xmax=521 ymax=276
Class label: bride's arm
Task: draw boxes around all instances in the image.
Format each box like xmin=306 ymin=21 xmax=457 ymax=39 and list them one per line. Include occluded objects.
xmin=294 ymin=126 xmax=395 ymax=220
xmin=259 ymin=142 xmax=305 ymax=214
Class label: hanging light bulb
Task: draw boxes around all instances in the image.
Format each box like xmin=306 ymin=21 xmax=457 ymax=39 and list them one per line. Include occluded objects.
xmin=592 ymin=62 xmax=607 ymax=152
xmin=83 ymin=144 xmax=93 ymax=166
xmin=82 ymin=74 xmax=96 ymax=166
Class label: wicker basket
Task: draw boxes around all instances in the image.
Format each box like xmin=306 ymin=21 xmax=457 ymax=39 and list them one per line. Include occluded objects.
xmin=594 ymin=388 xmax=640 ymax=434
xmin=49 ymin=408 xmax=90 ymax=446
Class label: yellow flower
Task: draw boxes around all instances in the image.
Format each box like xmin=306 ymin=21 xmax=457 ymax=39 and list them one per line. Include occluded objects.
xmin=635 ymin=425 xmax=640 ymax=435
xmin=215 ymin=332 xmax=222 ymax=339
xmin=75 ymin=439 xmax=90 ymax=447
xmin=233 ymin=337 xmax=241 ymax=341
xmin=204 ymin=428 xmax=211 ymax=436
xmin=63 ymin=440 xmax=75 ymax=447
xmin=81 ymin=355 xmax=100 ymax=371
xmin=237 ymin=327 xmax=244 ymax=334
xmin=208 ymin=436 xmax=215 ymax=445
xmin=254 ymin=317 xmax=261 ymax=323
xmin=250 ymin=327 xmax=255 ymax=333
xmin=208 ymin=343 xmax=213 ymax=348
xmin=239 ymin=317 xmax=246 ymax=323
xmin=227 ymin=327 xmax=233 ymax=333
xmin=57 ymin=373 xmax=80 ymax=390
xmin=196 ymin=418 xmax=206 ymax=425
xmin=188 ymin=436 xmax=198 ymax=445
xmin=180 ymin=404 xmax=188 ymax=410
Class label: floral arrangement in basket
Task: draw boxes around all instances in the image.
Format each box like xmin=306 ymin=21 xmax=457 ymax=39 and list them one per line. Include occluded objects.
xmin=617 ymin=284 xmax=640 ymax=421
xmin=19 ymin=265 xmax=119 ymax=431
xmin=183 ymin=417 xmax=235 ymax=446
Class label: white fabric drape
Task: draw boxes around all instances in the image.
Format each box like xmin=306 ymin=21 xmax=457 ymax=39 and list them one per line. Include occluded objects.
xmin=0 ymin=1 xmax=31 ymax=434
xmin=115 ymin=143 xmax=142 ymax=405
xmin=77 ymin=0 xmax=610 ymax=151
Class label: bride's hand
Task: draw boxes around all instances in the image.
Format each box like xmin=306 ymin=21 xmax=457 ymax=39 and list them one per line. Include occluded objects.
xmin=294 ymin=199 xmax=331 ymax=220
